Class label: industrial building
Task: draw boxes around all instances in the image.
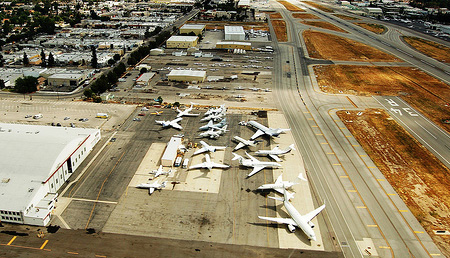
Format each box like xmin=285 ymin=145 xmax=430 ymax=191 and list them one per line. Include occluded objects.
xmin=179 ymin=24 xmax=206 ymax=35
xmin=167 ymin=70 xmax=207 ymax=83
xmin=47 ymin=71 xmax=89 ymax=88
xmin=224 ymin=26 xmax=245 ymax=41
xmin=166 ymin=36 xmax=199 ymax=49
xmin=216 ymin=41 xmax=252 ymax=50
xmin=161 ymin=137 xmax=182 ymax=167
xmin=135 ymin=72 xmax=156 ymax=87
xmin=0 ymin=123 xmax=101 ymax=226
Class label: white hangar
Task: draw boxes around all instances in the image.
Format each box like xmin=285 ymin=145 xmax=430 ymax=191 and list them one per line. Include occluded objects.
xmin=0 ymin=123 xmax=101 ymax=226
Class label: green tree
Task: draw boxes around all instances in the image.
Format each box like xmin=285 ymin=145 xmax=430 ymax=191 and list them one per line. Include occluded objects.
xmin=23 ymin=52 xmax=29 ymax=66
xmin=156 ymin=96 xmax=163 ymax=104
xmin=113 ymin=54 xmax=121 ymax=61
xmin=91 ymin=45 xmax=98 ymax=68
xmin=139 ymin=67 xmax=148 ymax=75
xmin=0 ymin=79 xmax=5 ymax=89
xmin=0 ymin=54 xmax=4 ymax=67
xmin=48 ymin=52 xmax=55 ymax=67
xmin=83 ymin=88 xmax=94 ymax=98
xmin=40 ymin=49 xmax=46 ymax=67
xmin=15 ymin=76 xmax=38 ymax=93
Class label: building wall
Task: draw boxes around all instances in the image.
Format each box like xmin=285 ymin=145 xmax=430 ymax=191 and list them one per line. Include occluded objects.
xmin=180 ymin=28 xmax=204 ymax=35
xmin=168 ymin=75 xmax=206 ymax=83
xmin=166 ymin=38 xmax=198 ymax=49
xmin=225 ymin=33 xmax=245 ymax=41
xmin=216 ymin=42 xmax=251 ymax=50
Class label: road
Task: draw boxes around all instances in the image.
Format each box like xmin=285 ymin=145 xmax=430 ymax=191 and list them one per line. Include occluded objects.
xmin=269 ymin=0 xmax=446 ymax=257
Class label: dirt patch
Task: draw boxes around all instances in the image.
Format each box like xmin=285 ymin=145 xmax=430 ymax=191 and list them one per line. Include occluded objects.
xmin=337 ymin=109 xmax=450 ymax=257
xmin=185 ymin=21 xmax=269 ymax=31
xmin=333 ymin=14 xmax=360 ymax=20
xmin=303 ymin=30 xmax=399 ymax=62
xmin=277 ymin=0 xmax=306 ymax=12
xmin=403 ymin=36 xmax=450 ymax=63
xmin=301 ymin=21 xmax=348 ymax=33
xmin=355 ymin=23 xmax=386 ymax=34
xmin=303 ymin=1 xmax=334 ymax=12
xmin=270 ymin=12 xmax=283 ymax=19
xmin=271 ymin=20 xmax=288 ymax=42
xmin=314 ymin=65 xmax=450 ymax=132
xmin=292 ymin=13 xmax=319 ymax=19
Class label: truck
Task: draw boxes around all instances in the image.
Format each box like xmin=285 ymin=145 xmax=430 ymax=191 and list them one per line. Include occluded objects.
xmin=96 ymin=113 xmax=109 ymax=119
xmin=182 ymin=158 xmax=189 ymax=169
xmin=174 ymin=156 xmax=182 ymax=167
xmin=33 ymin=114 xmax=43 ymax=119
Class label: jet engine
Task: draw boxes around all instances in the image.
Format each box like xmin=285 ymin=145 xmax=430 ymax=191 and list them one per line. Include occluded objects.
xmin=307 ymin=221 xmax=315 ymax=228
xmin=287 ymin=224 xmax=296 ymax=233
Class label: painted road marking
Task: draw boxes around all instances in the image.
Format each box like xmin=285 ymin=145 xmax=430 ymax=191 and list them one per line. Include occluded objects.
xmin=388 ymin=193 xmax=396 ymax=196
xmin=346 ymin=135 xmax=352 ymax=138
xmin=40 ymin=240 xmax=49 ymax=250
xmin=321 ymin=142 xmax=328 ymax=145
xmin=368 ymin=166 xmax=376 ymax=168
xmin=430 ymin=254 xmax=441 ymax=256
xmin=312 ymin=125 xmax=318 ymax=127
xmin=68 ymin=251 xmax=79 ymax=255
xmin=379 ymin=246 xmax=391 ymax=249
xmin=360 ymin=155 xmax=367 ymax=157
xmin=95 ymin=255 xmax=107 ymax=258
xmin=333 ymin=163 xmax=342 ymax=166
xmin=367 ymin=225 xmax=378 ymax=227
xmin=377 ymin=179 xmax=385 ymax=181
xmin=399 ymin=210 xmax=409 ymax=212
xmin=7 ymin=236 xmax=17 ymax=246
xmin=327 ymin=152 xmax=335 ymax=155
xmin=340 ymin=175 xmax=349 ymax=178
xmin=348 ymin=190 xmax=357 ymax=192
xmin=357 ymin=206 xmax=367 ymax=209
xmin=414 ymin=231 xmax=424 ymax=234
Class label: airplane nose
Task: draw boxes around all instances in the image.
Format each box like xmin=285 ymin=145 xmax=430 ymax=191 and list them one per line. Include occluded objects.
xmin=311 ymin=236 xmax=316 ymax=241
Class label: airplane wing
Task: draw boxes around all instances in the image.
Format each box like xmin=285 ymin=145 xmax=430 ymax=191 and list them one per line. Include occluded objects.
xmin=189 ymin=163 xmax=207 ymax=170
xmin=149 ymin=187 xmax=155 ymax=194
xmin=184 ymin=113 xmax=200 ymax=116
xmin=172 ymin=117 xmax=182 ymax=123
xmin=250 ymin=130 xmax=265 ymax=140
xmin=258 ymin=216 xmax=297 ymax=226
xmin=155 ymin=120 xmax=163 ymax=124
xmin=269 ymin=154 xmax=282 ymax=162
xmin=194 ymin=147 xmax=207 ymax=155
xmin=247 ymin=165 xmax=265 ymax=177
xmin=171 ymin=122 xmax=183 ymax=130
xmin=245 ymin=152 xmax=260 ymax=163
xmin=302 ymin=204 xmax=326 ymax=223
xmin=234 ymin=142 xmax=245 ymax=151
xmin=211 ymin=162 xmax=229 ymax=169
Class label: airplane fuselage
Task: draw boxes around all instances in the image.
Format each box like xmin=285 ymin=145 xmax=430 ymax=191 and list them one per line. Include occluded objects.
xmin=284 ymin=199 xmax=316 ymax=240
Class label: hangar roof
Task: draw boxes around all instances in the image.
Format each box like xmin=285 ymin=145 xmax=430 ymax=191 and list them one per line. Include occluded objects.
xmin=180 ymin=24 xmax=206 ymax=30
xmin=0 ymin=123 xmax=99 ymax=211
xmin=167 ymin=36 xmax=198 ymax=42
xmin=224 ymin=26 xmax=245 ymax=35
xmin=168 ymin=70 xmax=206 ymax=77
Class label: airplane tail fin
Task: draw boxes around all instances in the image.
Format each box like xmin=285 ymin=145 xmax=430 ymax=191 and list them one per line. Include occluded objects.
xmin=161 ymin=181 xmax=167 ymax=188
xmin=287 ymin=144 xmax=296 ymax=151
xmin=232 ymin=153 xmax=243 ymax=161
xmin=298 ymin=173 xmax=307 ymax=181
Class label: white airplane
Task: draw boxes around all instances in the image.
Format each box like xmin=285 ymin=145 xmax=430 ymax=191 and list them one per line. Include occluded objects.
xmin=257 ymin=175 xmax=298 ymax=196
xmin=201 ymin=111 xmax=226 ymax=122
xmin=232 ymin=152 xmax=282 ymax=177
xmin=247 ymin=121 xmax=290 ymax=140
xmin=189 ymin=154 xmax=229 ymax=171
xmin=199 ymin=118 xmax=227 ymax=131
xmin=155 ymin=117 xmax=183 ymax=130
xmin=136 ymin=180 xmax=167 ymax=195
xmin=204 ymin=104 xmax=226 ymax=116
xmin=199 ymin=125 xmax=228 ymax=139
xmin=254 ymin=144 xmax=296 ymax=162
xmin=149 ymin=165 xmax=171 ymax=178
xmin=233 ymin=136 xmax=259 ymax=151
xmin=176 ymin=103 xmax=200 ymax=117
xmin=194 ymin=141 xmax=226 ymax=155
xmin=259 ymin=187 xmax=325 ymax=241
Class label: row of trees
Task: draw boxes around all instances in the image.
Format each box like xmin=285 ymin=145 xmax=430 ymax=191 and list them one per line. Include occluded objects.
xmin=84 ymin=62 xmax=126 ymax=101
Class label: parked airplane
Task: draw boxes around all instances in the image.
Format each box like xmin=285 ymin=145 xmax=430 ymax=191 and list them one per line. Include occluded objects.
xmin=176 ymin=103 xmax=200 ymax=117
xmin=257 ymin=175 xmax=298 ymax=196
xmin=136 ymin=180 xmax=167 ymax=195
xmin=149 ymin=165 xmax=171 ymax=178
xmin=247 ymin=121 xmax=290 ymax=140
xmin=189 ymin=154 xmax=229 ymax=171
xmin=232 ymin=152 xmax=281 ymax=177
xmin=255 ymin=144 xmax=296 ymax=162
xmin=194 ymin=141 xmax=227 ymax=155
xmin=204 ymin=104 xmax=226 ymax=116
xmin=201 ymin=111 xmax=226 ymax=122
xmin=155 ymin=117 xmax=183 ymax=130
xmin=199 ymin=125 xmax=228 ymax=139
xmin=259 ymin=187 xmax=325 ymax=241
xmin=233 ymin=136 xmax=259 ymax=151
xmin=199 ymin=118 xmax=227 ymax=131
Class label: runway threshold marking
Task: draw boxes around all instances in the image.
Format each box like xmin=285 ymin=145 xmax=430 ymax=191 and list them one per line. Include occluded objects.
xmin=7 ymin=236 xmax=17 ymax=245
xmin=40 ymin=240 xmax=49 ymax=250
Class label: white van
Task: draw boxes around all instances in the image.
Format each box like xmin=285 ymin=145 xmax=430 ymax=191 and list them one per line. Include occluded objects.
xmin=182 ymin=158 xmax=189 ymax=169
xmin=33 ymin=114 xmax=43 ymax=119
xmin=174 ymin=156 xmax=182 ymax=167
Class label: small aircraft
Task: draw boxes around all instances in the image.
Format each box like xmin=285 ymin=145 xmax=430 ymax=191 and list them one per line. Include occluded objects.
xmin=255 ymin=144 xmax=296 ymax=162
xmin=189 ymin=154 xmax=230 ymax=171
xmin=194 ymin=141 xmax=227 ymax=155
xmin=155 ymin=117 xmax=183 ymax=130
xmin=176 ymin=102 xmax=200 ymax=118
xmin=199 ymin=125 xmax=228 ymax=139
xmin=257 ymin=175 xmax=298 ymax=196
xmin=136 ymin=180 xmax=167 ymax=195
xmin=151 ymin=111 xmax=163 ymax=116
xmin=201 ymin=111 xmax=226 ymax=122
xmin=258 ymin=187 xmax=325 ymax=241
xmin=232 ymin=152 xmax=282 ymax=177
xmin=233 ymin=136 xmax=259 ymax=151
xmin=204 ymin=104 xmax=226 ymax=116
xmin=199 ymin=118 xmax=227 ymax=131
xmin=149 ymin=165 xmax=172 ymax=178
xmin=247 ymin=121 xmax=290 ymax=140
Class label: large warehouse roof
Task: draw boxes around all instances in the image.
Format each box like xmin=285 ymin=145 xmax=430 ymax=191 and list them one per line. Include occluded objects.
xmin=180 ymin=24 xmax=206 ymax=30
xmin=0 ymin=123 xmax=99 ymax=211
xmin=224 ymin=26 xmax=245 ymax=35
xmin=167 ymin=36 xmax=198 ymax=42
xmin=168 ymin=70 xmax=206 ymax=77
